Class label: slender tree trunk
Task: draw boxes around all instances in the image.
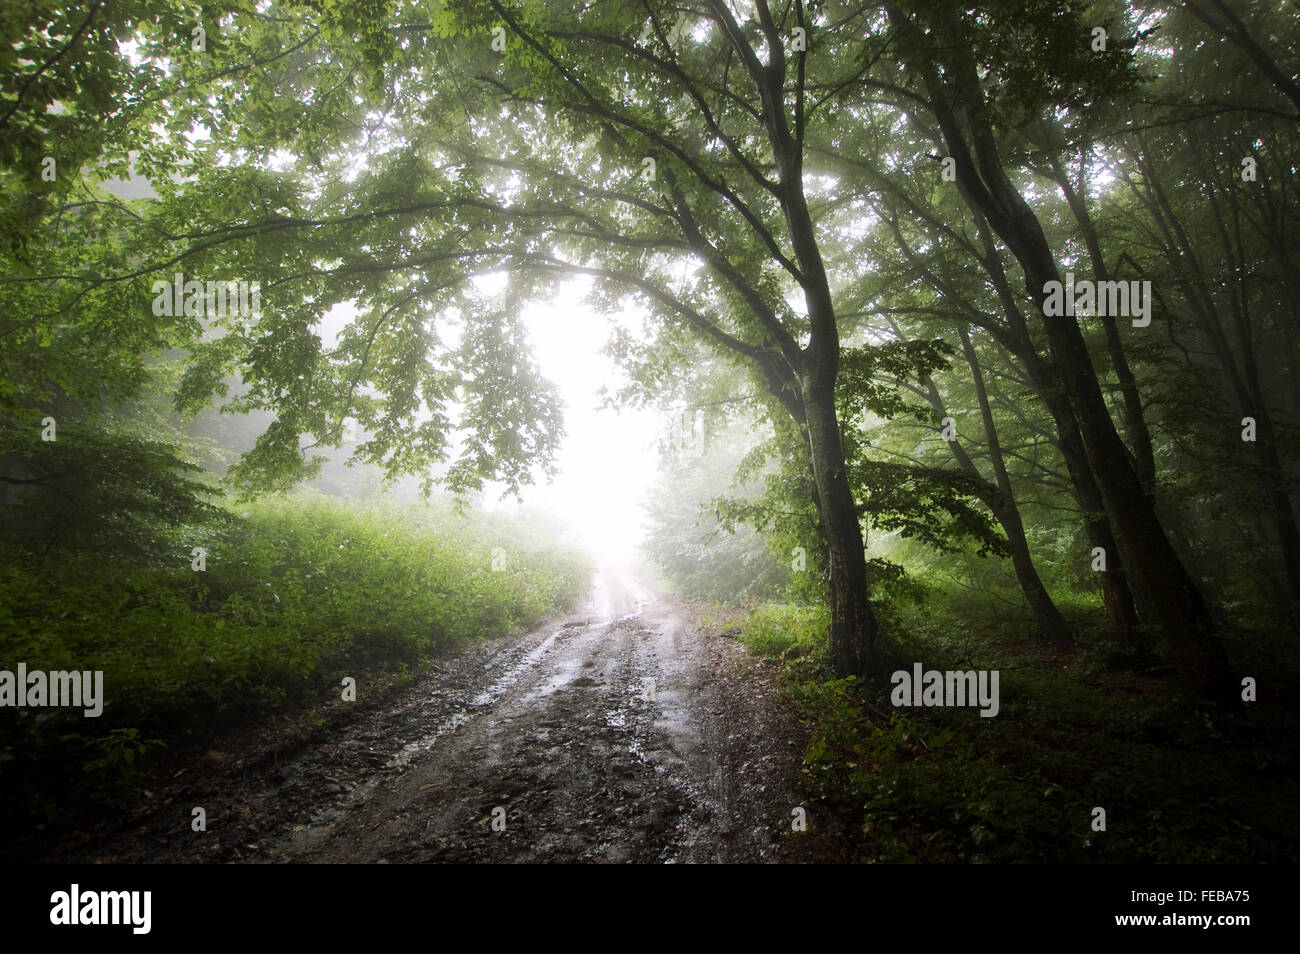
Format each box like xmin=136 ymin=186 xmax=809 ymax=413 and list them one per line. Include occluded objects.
xmin=1050 ymin=156 xmax=1157 ymax=500
xmin=952 ymin=330 xmax=1072 ymax=641
xmin=1137 ymin=138 xmax=1300 ymax=627
xmin=1009 ymin=325 xmax=1147 ymax=642
xmin=1208 ymin=168 xmax=1300 ymax=628
xmin=967 ymin=202 xmax=1147 ymax=644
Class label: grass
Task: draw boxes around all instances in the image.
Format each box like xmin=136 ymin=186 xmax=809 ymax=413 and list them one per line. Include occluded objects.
xmin=0 ymin=491 xmax=591 ymax=827
xmin=735 ymin=588 xmax=1300 ymax=863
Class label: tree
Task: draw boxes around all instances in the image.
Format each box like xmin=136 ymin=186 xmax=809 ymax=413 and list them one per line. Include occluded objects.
xmin=872 ymin=2 xmax=1234 ymax=697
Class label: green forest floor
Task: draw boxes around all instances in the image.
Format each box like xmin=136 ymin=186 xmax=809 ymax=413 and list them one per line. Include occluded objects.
xmin=706 ymin=597 xmax=1300 ymax=863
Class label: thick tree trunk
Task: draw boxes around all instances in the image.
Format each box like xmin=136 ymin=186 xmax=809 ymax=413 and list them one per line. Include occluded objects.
xmin=965 ymin=203 xmax=1147 ymax=644
xmin=803 ymin=376 xmax=877 ymax=677
xmin=723 ymin=7 xmax=878 ymax=678
xmin=1054 ymin=403 xmax=1144 ymax=643
xmin=978 ymin=178 xmax=1232 ymax=691
xmin=1034 ymin=283 xmax=1232 ymax=696
xmin=1013 ymin=263 xmax=1229 ymax=694
xmin=1017 ymin=347 xmax=1148 ymax=642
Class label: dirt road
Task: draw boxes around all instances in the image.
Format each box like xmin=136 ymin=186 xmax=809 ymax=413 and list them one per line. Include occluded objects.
xmin=44 ymin=564 xmax=832 ymax=863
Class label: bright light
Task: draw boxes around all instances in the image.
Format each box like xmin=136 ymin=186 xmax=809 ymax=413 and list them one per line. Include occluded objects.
xmin=311 ymin=278 xmax=663 ymax=562
xmin=484 ymin=279 xmax=661 ymax=562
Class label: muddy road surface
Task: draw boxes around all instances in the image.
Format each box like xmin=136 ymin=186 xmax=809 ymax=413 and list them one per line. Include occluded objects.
xmin=41 ymin=564 xmax=838 ymax=863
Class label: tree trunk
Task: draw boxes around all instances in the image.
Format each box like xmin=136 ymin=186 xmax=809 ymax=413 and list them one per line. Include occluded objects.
xmin=1001 ymin=211 xmax=1232 ymax=693
xmin=1052 ymin=397 xmax=1144 ymax=643
xmin=1137 ymin=138 xmax=1300 ymax=628
xmin=1008 ymin=337 xmax=1146 ymax=643
xmin=965 ymin=201 xmax=1147 ymax=644
xmin=948 ymin=330 xmax=1072 ymax=641
xmin=1050 ymin=156 xmax=1157 ymax=501
xmin=803 ymin=375 xmax=877 ymax=677
xmin=1002 ymin=504 xmax=1074 ymax=641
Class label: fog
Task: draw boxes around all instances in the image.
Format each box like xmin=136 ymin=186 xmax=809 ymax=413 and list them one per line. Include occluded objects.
xmin=481 ymin=280 xmax=663 ymax=562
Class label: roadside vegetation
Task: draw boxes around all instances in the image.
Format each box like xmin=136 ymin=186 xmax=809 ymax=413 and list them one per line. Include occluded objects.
xmin=653 ymin=413 xmax=1299 ymax=863
xmin=0 ymin=420 xmax=589 ymax=830
xmin=720 ymin=598 xmax=1299 ymax=863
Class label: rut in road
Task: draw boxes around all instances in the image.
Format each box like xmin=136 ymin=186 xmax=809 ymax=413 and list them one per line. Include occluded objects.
xmin=46 ymin=565 xmax=832 ymax=863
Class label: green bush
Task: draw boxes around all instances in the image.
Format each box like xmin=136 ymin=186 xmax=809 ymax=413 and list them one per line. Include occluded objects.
xmin=738 ymin=602 xmax=828 ymax=659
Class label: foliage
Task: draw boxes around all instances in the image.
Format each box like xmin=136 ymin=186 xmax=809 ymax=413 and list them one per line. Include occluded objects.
xmin=737 ymin=602 xmax=827 ymax=659
xmin=3 ymin=0 xmax=1300 ymax=860
xmin=0 ymin=414 xmax=230 ymax=563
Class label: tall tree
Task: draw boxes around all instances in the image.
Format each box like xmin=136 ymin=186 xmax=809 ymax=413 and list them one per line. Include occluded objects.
xmin=880 ymin=2 xmax=1233 ymax=696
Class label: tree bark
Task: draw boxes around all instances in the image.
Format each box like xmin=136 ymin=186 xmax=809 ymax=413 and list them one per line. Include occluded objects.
xmin=1048 ymin=383 xmax=1145 ymax=643
xmin=979 ymin=177 xmax=1232 ymax=695
xmin=967 ymin=202 xmax=1148 ymax=644
xmin=803 ymin=364 xmax=878 ymax=677
xmin=709 ymin=0 xmax=880 ymax=677
xmin=1048 ymin=155 xmax=1157 ymax=501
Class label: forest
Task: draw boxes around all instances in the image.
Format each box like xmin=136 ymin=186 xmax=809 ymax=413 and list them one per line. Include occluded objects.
xmin=1 ymin=0 xmax=1297 ymax=870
